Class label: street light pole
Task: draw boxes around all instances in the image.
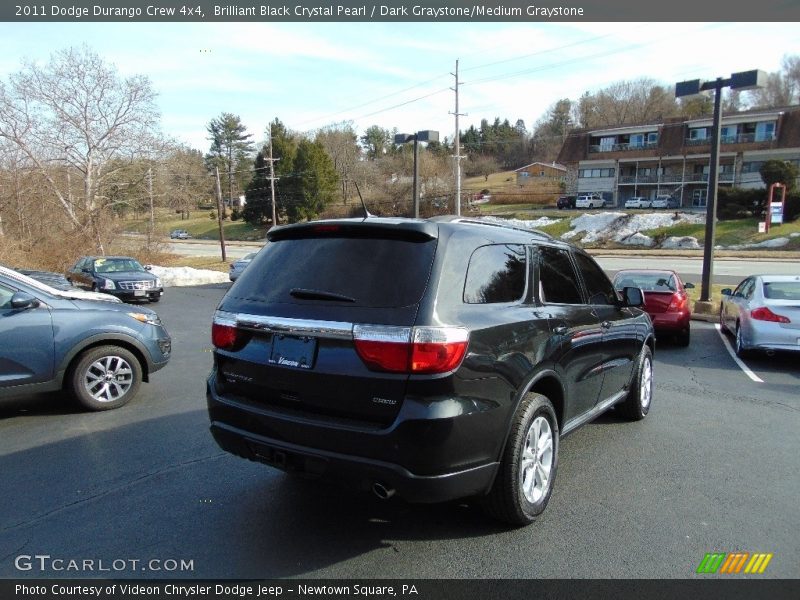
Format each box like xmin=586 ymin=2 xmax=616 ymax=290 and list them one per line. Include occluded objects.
xmin=700 ymin=78 xmax=724 ymax=303
xmin=675 ymin=69 xmax=765 ymax=308
xmin=394 ymin=130 xmax=439 ymax=219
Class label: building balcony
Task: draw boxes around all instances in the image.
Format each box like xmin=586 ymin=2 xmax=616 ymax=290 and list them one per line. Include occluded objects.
xmin=588 ymin=141 xmax=658 ymax=153
xmin=685 ymin=133 xmax=776 ymax=146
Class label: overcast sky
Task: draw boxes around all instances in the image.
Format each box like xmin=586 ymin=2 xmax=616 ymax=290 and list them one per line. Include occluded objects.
xmin=1 ymin=22 xmax=798 ymax=151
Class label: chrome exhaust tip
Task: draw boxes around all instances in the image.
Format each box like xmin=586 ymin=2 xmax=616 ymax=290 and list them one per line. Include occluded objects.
xmin=372 ymin=482 xmax=395 ymax=500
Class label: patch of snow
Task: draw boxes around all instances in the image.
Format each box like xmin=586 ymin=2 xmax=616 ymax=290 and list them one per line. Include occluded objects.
xmin=558 ymin=211 xmax=704 ymax=245
xmin=662 ymin=236 xmax=701 ymax=250
xmin=790 ymin=232 xmax=800 ymax=238
xmin=619 ymin=232 xmax=655 ymax=247
xmin=480 ymin=216 xmax=561 ymax=229
xmin=148 ymin=265 xmax=229 ymax=287
xmin=725 ymin=237 xmax=791 ymax=250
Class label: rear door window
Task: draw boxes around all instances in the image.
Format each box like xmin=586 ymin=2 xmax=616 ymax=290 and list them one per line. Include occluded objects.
xmin=230 ymin=236 xmax=436 ymax=309
xmin=537 ymin=246 xmax=583 ymax=305
xmin=573 ymin=252 xmax=617 ymax=305
xmin=463 ymin=244 xmax=527 ymax=304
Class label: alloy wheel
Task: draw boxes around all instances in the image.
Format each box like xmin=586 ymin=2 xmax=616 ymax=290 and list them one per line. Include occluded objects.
xmin=519 ymin=416 xmax=554 ymax=504
xmin=83 ymin=355 xmax=134 ymax=403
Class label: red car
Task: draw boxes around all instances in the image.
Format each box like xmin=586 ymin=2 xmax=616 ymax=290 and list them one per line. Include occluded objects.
xmin=612 ymin=269 xmax=694 ymax=346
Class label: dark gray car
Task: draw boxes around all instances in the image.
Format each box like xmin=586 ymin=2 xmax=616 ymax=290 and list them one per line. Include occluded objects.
xmin=0 ymin=266 xmax=172 ymax=410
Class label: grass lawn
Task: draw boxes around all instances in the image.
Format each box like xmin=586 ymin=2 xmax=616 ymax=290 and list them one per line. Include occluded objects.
xmin=123 ymin=209 xmax=267 ymax=241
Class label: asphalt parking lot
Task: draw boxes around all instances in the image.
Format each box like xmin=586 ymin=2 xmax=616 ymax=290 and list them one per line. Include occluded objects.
xmin=1 ymin=284 xmax=798 ymax=579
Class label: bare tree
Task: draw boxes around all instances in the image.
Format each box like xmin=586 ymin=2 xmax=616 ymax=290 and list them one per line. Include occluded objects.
xmin=577 ymin=78 xmax=679 ymax=128
xmin=749 ymin=54 xmax=800 ymax=108
xmin=315 ymin=122 xmax=360 ymax=203
xmin=0 ymin=45 xmax=160 ymax=249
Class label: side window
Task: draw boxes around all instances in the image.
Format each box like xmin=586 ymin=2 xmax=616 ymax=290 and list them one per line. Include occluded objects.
xmin=0 ymin=283 xmax=16 ymax=310
xmin=734 ymin=278 xmax=753 ymax=298
xmin=464 ymin=244 xmax=527 ymax=304
xmin=574 ymin=252 xmax=617 ymax=305
xmin=742 ymin=279 xmax=756 ymax=299
xmin=538 ymin=246 xmax=583 ymax=304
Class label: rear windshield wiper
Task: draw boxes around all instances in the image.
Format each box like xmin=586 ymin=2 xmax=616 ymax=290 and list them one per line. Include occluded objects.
xmin=290 ymin=288 xmax=356 ymax=303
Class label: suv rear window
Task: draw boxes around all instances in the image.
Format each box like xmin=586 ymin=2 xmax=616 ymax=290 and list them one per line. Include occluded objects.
xmin=230 ymin=236 xmax=436 ymax=308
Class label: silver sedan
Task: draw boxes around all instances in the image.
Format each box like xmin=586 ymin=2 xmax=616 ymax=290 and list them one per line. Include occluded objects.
xmin=229 ymin=252 xmax=257 ymax=282
xmin=719 ymin=275 xmax=800 ymax=357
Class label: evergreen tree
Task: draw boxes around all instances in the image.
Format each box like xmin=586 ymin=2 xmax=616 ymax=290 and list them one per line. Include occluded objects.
xmin=205 ymin=112 xmax=254 ymax=218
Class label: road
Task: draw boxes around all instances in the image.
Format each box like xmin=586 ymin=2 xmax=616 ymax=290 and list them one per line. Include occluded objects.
xmin=1 ymin=284 xmax=798 ymax=579
xmin=167 ymin=239 xmax=796 ymax=286
xmin=594 ymin=255 xmax=797 ymax=286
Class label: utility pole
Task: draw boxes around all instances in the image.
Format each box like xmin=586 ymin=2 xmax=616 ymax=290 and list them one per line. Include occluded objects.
xmin=147 ymin=166 xmax=154 ymax=248
xmin=214 ymin=166 xmax=227 ymax=262
xmin=268 ymin=126 xmax=279 ymax=228
xmin=450 ymin=59 xmax=467 ymax=216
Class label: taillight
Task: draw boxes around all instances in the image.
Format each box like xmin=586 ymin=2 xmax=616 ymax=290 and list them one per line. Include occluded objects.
xmin=751 ymin=306 xmax=790 ymax=323
xmin=667 ymin=293 xmax=688 ymax=312
xmin=212 ymin=312 xmax=241 ymax=350
xmin=354 ymin=325 xmax=469 ymax=374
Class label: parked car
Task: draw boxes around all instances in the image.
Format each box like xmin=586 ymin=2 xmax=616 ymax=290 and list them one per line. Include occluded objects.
xmin=612 ymin=269 xmax=694 ymax=346
xmin=719 ymin=275 xmax=800 ymax=357
xmin=556 ymin=195 xmax=576 ymax=210
xmin=207 ymin=217 xmax=654 ymax=526
xmin=652 ymin=195 xmax=680 ymax=209
xmin=66 ymin=256 xmax=163 ymax=303
xmin=575 ymin=193 xmax=604 ymax=208
xmin=624 ymin=197 xmax=652 ymax=209
xmin=229 ymin=252 xmax=257 ymax=282
xmin=15 ymin=269 xmax=76 ymax=291
xmin=170 ymin=229 xmax=191 ymax=240
xmin=0 ymin=265 xmax=171 ymax=410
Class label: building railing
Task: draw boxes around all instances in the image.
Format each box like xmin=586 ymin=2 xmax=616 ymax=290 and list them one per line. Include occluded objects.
xmin=618 ymin=172 xmax=736 ymax=184
xmin=685 ymin=133 xmax=776 ymax=146
xmin=588 ymin=140 xmax=659 ymax=153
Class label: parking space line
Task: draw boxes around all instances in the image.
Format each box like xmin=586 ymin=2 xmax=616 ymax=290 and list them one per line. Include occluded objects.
xmin=714 ymin=324 xmax=764 ymax=383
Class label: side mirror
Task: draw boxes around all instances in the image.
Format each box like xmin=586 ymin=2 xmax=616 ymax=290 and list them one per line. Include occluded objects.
xmin=82 ymin=268 xmax=91 ymax=273
xmin=144 ymin=265 xmax=152 ymax=271
xmin=684 ymin=282 xmax=695 ymax=289
xmin=721 ymin=288 xmax=732 ymax=296
xmin=622 ymin=286 xmax=644 ymax=307
xmin=10 ymin=291 xmax=40 ymax=310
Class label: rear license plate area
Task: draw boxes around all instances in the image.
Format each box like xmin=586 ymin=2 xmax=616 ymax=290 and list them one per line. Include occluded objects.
xmin=269 ymin=334 xmax=317 ymax=369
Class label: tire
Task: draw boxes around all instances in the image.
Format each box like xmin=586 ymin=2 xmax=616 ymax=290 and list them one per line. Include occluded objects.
xmin=150 ymin=296 xmax=160 ymax=303
xmin=734 ymin=323 xmax=749 ymax=359
xmin=676 ymin=328 xmax=690 ymax=347
xmin=482 ymin=393 xmax=559 ymax=526
xmin=69 ymin=345 xmax=142 ymax=411
xmin=617 ymin=344 xmax=653 ymax=421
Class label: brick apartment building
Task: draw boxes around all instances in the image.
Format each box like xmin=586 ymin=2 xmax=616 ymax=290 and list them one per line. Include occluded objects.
xmin=556 ymin=105 xmax=800 ymax=208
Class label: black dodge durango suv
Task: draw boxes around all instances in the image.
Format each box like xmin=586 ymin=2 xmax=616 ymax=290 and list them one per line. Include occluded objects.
xmin=207 ymin=217 xmax=654 ymax=525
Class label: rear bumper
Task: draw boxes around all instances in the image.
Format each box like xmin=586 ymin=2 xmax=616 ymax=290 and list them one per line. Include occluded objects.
xmin=209 ymin=421 xmax=498 ymax=503
xmin=649 ymin=311 xmax=691 ymax=332
xmin=746 ymin=322 xmax=800 ymax=353
xmin=206 ymin=372 xmax=503 ymax=503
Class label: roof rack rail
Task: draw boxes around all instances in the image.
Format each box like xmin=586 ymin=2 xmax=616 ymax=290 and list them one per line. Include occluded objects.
xmin=430 ymin=215 xmax=553 ymax=240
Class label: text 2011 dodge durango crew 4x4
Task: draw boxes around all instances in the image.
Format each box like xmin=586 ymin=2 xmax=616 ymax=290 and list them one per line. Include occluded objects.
xmin=206 ymin=217 xmax=654 ymax=525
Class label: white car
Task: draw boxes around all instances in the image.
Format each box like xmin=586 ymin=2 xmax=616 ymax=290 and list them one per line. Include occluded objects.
xmin=625 ymin=197 xmax=651 ymax=209
xmin=575 ymin=193 xmax=604 ymax=209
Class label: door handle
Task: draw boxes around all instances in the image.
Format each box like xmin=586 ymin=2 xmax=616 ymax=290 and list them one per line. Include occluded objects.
xmin=601 ymin=321 xmax=612 ymax=330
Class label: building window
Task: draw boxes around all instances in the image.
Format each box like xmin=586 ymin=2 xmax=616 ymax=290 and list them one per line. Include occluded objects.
xmin=755 ymin=121 xmax=776 ymax=142
xmin=647 ymin=132 xmax=658 ymax=144
xmin=689 ymin=128 xmax=707 ymax=140
xmin=599 ymin=137 xmax=615 ymax=151
xmin=578 ymin=168 xmax=615 ymax=178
